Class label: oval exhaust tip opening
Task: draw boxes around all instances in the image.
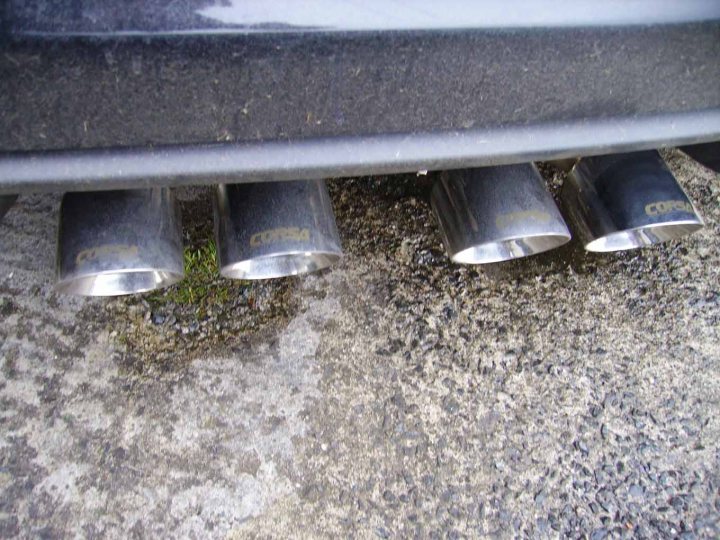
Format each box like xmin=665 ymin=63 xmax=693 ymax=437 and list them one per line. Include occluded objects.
xmin=562 ymin=150 xmax=704 ymax=252
xmin=220 ymin=251 xmax=342 ymax=280
xmin=451 ymin=233 xmax=571 ymax=264
xmin=55 ymin=269 xmax=183 ymax=297
xmin=431 ymin=164 xmax=572 ymax=265
xmin=584 ymin=221 xmax=704 ymax=253
xmin=56 ymin=188 xmax=184 ymax=297
xmin=214 ymin=180 xmax=343 ymax=280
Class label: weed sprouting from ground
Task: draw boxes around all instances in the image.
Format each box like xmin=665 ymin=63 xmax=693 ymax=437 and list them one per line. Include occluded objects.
xmin=146 ymin=239 xmax=235 ymax=315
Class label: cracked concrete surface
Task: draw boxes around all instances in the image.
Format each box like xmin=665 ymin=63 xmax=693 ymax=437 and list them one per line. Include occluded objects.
xmin=0 ymin=150 xmax=719 ymax=538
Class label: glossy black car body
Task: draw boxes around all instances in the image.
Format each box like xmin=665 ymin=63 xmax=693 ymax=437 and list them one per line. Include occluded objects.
xmin=0 ymin=0 xmax=719 ymax=193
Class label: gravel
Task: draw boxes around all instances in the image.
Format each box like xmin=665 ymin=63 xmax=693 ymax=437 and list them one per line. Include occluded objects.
xmin=0 ymin=149 xmax=718 ymax=538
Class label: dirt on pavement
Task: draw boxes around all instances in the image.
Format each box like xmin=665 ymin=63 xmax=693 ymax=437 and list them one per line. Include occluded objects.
xmin=0 ymin=149 xmax=718 ymax=538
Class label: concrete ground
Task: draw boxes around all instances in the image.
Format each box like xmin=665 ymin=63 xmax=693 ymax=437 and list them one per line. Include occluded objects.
xmin=0 ymin=150 xmax=718 ymax=539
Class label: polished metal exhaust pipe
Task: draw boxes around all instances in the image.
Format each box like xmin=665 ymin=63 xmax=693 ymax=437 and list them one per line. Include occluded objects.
xmin=431 ymin=164 xmax=571 ymax=264
xmin=214 ymin=180 xmax=342 ymax=279
xmin=0 ymin=194 xmax=17 ymax=222
xmin=56 ymin=188 xmax=184 ymax=296
xmin=561 ymin=150 xmax=704 ymax=252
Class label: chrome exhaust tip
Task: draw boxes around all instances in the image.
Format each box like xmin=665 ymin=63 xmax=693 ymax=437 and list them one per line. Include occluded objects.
xmin=561 ymin=150 xmax=704 ymax=252
xmin=431 ymin=164 xmax=571 ymax=264
xmin=56 ymin=188 xmax=184 ymax=296
xmin=0 ymin=194 xmax=18 ymax=222
xmin=213 ymin=180 xmax=342 ymax=280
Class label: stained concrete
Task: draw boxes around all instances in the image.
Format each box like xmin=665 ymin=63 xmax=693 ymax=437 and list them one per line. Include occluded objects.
xmin=0 ymin=149 xmax=718 ymax=538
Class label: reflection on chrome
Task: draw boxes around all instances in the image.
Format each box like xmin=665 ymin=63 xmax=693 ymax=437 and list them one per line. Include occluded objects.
xmin=196 ymin=0 xmax=715 ymax=32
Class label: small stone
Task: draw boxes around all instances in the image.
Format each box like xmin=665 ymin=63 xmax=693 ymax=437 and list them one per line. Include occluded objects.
xmin=397 ymin=239 xmax=414 ymax=264
xmin=442 ymin=395 xmax=460 ymax=414
xmin=659 ymin=472 xmax=673 ymax=487
xmin=670 ymin=496 xmax=685 ymax=509
xmin=596 ymin=488 xmax=614 ymax=504
xmin=448 ymin=505 xmax=462 ymax=519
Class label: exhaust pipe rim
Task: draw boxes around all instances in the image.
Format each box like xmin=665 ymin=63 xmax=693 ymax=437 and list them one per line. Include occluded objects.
xmin=584 ymin=220 xmax=704 ymax=253
xmin=450 ymin=232 xmax=571 ymax=264
xmin=219 ymin=250 xmax=342 ymax=280
xmin=54 ymin=268 xmax=184 ymax=297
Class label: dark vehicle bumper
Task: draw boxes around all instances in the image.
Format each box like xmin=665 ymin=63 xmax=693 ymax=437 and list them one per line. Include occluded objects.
xmin=1 ymin=0 xmax=719 ymax=193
